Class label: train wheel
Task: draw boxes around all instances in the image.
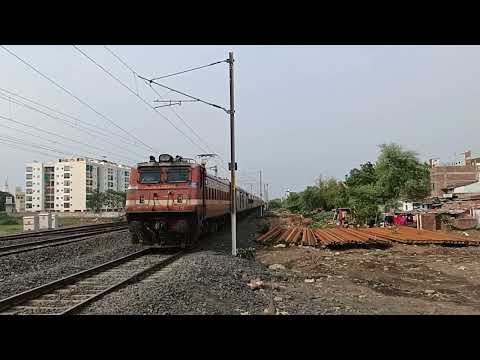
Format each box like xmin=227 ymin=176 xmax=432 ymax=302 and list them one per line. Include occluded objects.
xmin=128 ymin=221 xmax=141 ymax=244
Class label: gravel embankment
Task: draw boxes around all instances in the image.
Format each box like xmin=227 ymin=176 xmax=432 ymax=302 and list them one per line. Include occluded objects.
xmin=0 ymin=230 xmax=141 ymax=299
xmin=80 ymin=215 xmax=287 ymax=315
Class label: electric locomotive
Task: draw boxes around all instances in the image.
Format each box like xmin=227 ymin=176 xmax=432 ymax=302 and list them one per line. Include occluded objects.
xmin=125 ymin=154 xmax=263 ymax=247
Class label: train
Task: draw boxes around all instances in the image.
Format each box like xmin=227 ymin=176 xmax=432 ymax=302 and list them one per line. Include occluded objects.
xmin=125 ymin=154 xmax=264 ymax=247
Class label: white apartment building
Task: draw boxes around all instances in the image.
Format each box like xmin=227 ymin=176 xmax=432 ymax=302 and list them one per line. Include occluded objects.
xmin=25 ymin=156 xmax=130 ymax=212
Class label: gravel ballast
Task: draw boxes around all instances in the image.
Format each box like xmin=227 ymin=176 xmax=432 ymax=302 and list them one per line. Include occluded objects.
xmin=80 ymin=214 xmax=286 ymax=315
xmin=0 ymin=230 xmax=142 ymax=299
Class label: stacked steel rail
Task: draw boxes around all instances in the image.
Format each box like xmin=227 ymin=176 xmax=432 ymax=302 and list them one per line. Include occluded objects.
xmin=0 ymin=248 xmax=184 ymax=315
xmin=257 ymin=226 xmax=480 ymax=248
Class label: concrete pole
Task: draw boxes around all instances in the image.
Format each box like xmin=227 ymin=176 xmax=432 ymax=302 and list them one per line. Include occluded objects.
xmin=228 ymin=52 xmax=237 ymax=256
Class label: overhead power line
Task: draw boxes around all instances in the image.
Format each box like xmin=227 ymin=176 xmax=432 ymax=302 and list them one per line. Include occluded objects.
xmin=0 ymin=86 xmax=139 ymax=146
xmin=138 ymin=75 xmax=230 ymax=114
xmin=102 ymin=46 xmax=231 ymax=175
xmin=0 ymin=114 xmax=136 ymax=164
xmin=0 ymin=139 xmax=62 ymax=158
xmin=149 ymin=59 xmax=228 ymax=81
xmin=0 ymin=45 xmax=156 ymax=153
xmin=0 ymin=93 xmax=144 ymax=161
xmin=72 ymin=45 xmax=213 ymax=156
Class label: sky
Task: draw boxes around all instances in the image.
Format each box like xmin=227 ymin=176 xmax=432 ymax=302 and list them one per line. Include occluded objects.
xmin=0 ymin=45 xmax=480 ymax=199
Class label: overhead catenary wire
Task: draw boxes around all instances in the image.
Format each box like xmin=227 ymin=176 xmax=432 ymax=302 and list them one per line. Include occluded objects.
xmin=0 ymin=95 xmax=144 ymax=159
xmin=72 ymin=45 xmax=214 ymax=157
xmin=0 ymin=45 xmax=157 ymax=153
xmin=0 ymin=114 xmax=136 ymax=164
xmin=102 ymin=46 xmax=232 ymax=176
xmin=138 ymin=75 xmax=230 ymax=114
xmin=0 ymin=86 xmax=140 ymax=146
xmin=0 ymin=136 xmax=134 ymax=168
xmin=0 ymin=139 xmax=62 ymax=158
xmin=149 ymin=59 xmax=228 ymax=81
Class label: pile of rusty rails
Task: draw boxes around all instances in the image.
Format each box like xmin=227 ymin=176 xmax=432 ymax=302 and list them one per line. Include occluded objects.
xmin=257 ymin=225 xmax=480 ymax=249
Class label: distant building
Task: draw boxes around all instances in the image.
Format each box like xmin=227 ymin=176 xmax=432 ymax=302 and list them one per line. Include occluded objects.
xmin=25 ymin=156 xmax=130 ymax=212
xmin=429 ymin=150 xmax=480 ymax=197
xmin=15 ymin=186 xmax=25 ymax=213
xmin=4 ymin=195 xmax=14 ymax=214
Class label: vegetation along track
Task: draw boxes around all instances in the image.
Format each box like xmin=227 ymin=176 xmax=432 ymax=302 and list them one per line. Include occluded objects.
xmin=0 ymin=247 xmax=184 ymax=315
xmin=0 ymin=223 xmax=128 ymax=257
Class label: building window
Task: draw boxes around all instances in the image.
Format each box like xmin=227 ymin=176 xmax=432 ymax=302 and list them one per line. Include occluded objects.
xmin=26 ymin=203 xmax=32 ymax=209
xmin=26 ymin=174 xmax=32 ymax=180
xmin=64 ymin=195 xmax=70 ymax=201
xmin=26 ymin=167 xmax=32 ymax=172
xmin=26 ymin=196 xmax=32 ymax=201
xmin=26 ymin=189 xmax=33 ymax=194
xmin=64 ymin=166 xmax=70 ymax=171
xmin=26 ymin=181 xmax=32 ymax=187
xmin=64 ymin=203 xmax=70 ymax=209
xmin=64 ymin=188 xmax=70 ymax=193
xmin=64 ymin=173 xmax=70 ymax=179
xmin=64 ymin=180 xmax=70 ymax=186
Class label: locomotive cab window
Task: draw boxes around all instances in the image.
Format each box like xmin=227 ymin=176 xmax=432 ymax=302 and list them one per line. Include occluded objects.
xmin=167 ymin=167 xmax=190 ymax=183
xmin=139 ymin=170 xmax=161 ymax=184
xmin=139 ymin=167 xmax=190 ymax=184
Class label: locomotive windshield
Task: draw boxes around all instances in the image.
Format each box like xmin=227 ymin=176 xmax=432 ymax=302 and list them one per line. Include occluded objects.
xmin=139 ymin=167 xmax=190 ymax=184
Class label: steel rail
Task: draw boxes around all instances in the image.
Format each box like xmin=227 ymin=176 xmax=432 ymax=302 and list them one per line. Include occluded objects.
xmin=0 ymin=247 xmax=185 ymax=315
xmin=0 ymin=226 xmax=129 ymax=257
xmin=0 ymin=221 xmax=127 ymax=242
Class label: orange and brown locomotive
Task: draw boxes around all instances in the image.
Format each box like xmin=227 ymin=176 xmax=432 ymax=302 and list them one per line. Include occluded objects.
xmin=125 ymin=154 xmax=263 ymax=247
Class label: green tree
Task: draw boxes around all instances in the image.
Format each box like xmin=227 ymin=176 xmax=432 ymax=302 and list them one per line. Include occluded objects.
xmin=375 ymin=143 xmax=430 ymax=201
xmin=345 ymin=162 xmax=377 ymax=187
xmin=87 ymin=190 xmax=104 ymax=213
xmin=104 ymin=190 xmax=126 ymax=210
xmin=0 ymin=191 xmax=14 ymax=212
xmin=268 ymin=198 xmax=283 ymax=209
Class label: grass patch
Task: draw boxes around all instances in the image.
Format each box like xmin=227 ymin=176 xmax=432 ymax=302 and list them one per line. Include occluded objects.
xmin=0 ymin=224 xmax=22 ymax=235
xmin=0 ymin=214 xmax=21 ymax=226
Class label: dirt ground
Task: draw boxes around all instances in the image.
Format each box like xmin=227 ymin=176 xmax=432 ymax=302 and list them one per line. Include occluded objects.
xmin=255 ymin=242 xmax=480 ymax=314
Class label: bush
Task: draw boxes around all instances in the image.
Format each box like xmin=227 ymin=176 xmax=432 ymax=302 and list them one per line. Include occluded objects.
xmin=236 ymin=247 xmax=256 ymax=260
xmin=0 ymin=214 xmax=20 ymax=225
xmin=258 ymin=221 xmax=270 ymax=234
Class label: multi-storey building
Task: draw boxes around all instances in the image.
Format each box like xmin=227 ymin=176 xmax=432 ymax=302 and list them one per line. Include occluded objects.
xmin=24 ymin=156 xmax=130 ymax=212
xmin=15 ymin=186 xmax=25 ymax=213
xmin=429 ymin=150 xmax=480 ymax=197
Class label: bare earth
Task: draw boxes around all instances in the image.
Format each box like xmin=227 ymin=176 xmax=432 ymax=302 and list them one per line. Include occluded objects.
xmin=256 ymin=243 xmax=480 ymax=314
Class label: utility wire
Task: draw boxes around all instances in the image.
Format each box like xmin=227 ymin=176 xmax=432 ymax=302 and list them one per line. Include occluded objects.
xmin=0 ymin=114 xmax=137 ymax=164
xmin=0 ymin=86 xmax=137 ymax=144
xmin=138 ymin=75 xmax=230 ymax=114
xmin=0 ymin=45 xmax=156 ymax=153
xmin=0 ymin=139 xmax=61 ymax=158
xmin=0 ymin=134 xmax=69 ymax=156
xmin=0 ymin=92 xmax=145 ymax=160
xmin=0 ymin=135 xmax=134 ymax=168
xmin=102 ymin=46 xmax=232 ymax=174
xmin=149 ymin=59 xmax=228 ymax=81
xmin=72 ymin=45 xmax=212 ymax=156
xmin=101 ymin=46 xmax=233 ymax=177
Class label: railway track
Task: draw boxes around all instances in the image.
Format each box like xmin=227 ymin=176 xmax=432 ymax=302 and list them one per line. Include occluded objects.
xmin=0 ymin=221 xmax=127 ymax=242
xmin=0 ymin=223 xmax=129 ymax=257
xmin=0 ymin=247 xmax=184 ymax=315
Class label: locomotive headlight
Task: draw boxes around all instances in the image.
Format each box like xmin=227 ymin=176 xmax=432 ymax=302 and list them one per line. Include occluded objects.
xmin=159 ymin=154 xmax=173 ymax=162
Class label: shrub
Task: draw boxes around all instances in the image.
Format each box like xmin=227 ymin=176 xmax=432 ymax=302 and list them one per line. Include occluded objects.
xmin=236 ymin=247 xmax=256 ymax=260
xmin=258 ymin=221 xmax=270 ymax=234
xmin=0 ymin=215 xmax=20 ymax=225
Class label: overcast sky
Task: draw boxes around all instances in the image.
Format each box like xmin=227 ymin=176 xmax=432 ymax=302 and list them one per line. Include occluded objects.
xmin=1 ymin=45 xmax=479 ymax=198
